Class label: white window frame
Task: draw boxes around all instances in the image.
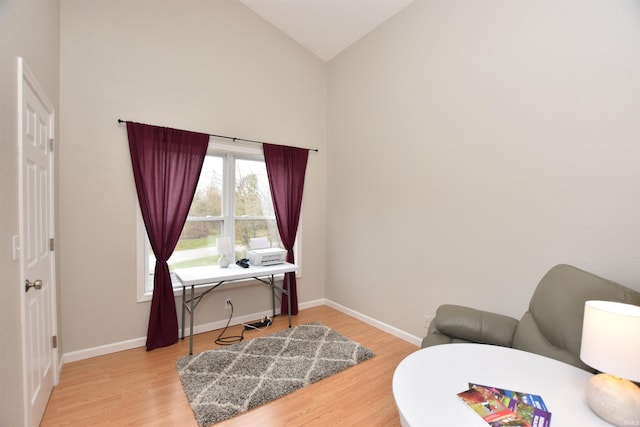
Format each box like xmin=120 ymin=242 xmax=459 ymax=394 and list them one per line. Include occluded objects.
xmin=136 ymin=138 xmax=301 ymax=302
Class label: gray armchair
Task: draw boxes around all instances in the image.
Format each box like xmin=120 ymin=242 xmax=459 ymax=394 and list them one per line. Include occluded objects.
xmin=422 ymin=264 xmax=640 ymax=371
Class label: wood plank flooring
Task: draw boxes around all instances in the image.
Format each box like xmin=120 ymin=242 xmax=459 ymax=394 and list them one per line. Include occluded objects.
xmin=41 ymin=305 xmax=419 ymax=426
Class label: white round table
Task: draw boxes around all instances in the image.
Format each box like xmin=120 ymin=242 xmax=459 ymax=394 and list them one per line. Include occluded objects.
xmin=392 ymin=343 xmax=608 ymax=426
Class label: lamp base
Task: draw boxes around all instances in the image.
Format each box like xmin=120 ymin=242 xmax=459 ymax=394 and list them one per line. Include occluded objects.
xmin=218 ymin=253 xmax=230 ymax=268
xmin=585 ymin=373 xmax=640 ymax=426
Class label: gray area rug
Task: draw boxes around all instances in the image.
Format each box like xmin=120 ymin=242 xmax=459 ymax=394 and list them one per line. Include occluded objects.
xmin=176 ymin=321 xmax=375 ymax=426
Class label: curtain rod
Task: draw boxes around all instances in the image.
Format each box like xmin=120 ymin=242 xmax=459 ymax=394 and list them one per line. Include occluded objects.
xmin=117 ymin=119 xmax=318 ymax=152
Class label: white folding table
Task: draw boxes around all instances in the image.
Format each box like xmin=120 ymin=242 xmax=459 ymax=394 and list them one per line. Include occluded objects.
xmin=175 ymin=262 xmax=299 ymax=355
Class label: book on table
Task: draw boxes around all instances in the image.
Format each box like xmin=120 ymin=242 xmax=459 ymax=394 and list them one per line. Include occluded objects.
xmin=457 ymin=383 xmax=552 ymax=427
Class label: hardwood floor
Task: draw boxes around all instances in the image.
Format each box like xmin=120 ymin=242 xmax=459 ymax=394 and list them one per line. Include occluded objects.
xmin=41 ymin=305 xmax=419 ymax=426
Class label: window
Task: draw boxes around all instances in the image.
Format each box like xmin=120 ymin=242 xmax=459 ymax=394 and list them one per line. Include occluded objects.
xmin=136 ymin=140 xmax=290 ymax=300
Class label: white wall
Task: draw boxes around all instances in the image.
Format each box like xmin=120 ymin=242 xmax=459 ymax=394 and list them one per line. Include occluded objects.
xmin=0 ymin=0 xmax=60 ymax=424
xmin=327 ymin=0 xmax=640 ymax=339
xmin=59 ymin=0 xmax=326 ymax=353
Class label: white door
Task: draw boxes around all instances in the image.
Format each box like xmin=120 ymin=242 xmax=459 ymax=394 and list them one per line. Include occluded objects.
xmin=18 ymin=57 xmax=58 ymax=427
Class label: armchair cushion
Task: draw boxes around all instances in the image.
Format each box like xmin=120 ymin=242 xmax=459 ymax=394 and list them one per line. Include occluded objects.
xmin=433 ymin=304 xmax=519 ymax=347
xmin=512 ymin=312 xmax=591 ymax=371
xmin=521 ymin=264 xmax=640 ymax=363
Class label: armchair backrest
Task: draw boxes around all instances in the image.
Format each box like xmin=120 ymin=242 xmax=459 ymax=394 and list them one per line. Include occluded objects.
xmin=512 ymin=264 xmax=640 ymax=370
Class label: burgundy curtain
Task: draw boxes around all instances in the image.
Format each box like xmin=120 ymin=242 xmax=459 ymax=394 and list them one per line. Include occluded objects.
xmin=263 ymin=143 xmax=309 ymax=315
xmin=126 ymin=122 xmax=208 ymax=351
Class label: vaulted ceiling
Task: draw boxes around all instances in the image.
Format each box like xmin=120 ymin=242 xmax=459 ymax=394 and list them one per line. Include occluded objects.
xmin=238 ymin=0 xmax=415 ymax=62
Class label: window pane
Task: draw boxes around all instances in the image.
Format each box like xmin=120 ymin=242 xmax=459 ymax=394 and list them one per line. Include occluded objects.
xmin=234 ymin=158 xmax=280 ymax=256
xmin=155 ymin=156 xmax=225 ymax=273
xmin=190 ymin=156 xmax=223 ymax=217
xmin=235 ymin=219 xmax=281 ymax=257
xmin=148 ymin=220 xmax=224 ymax=279
xmin=169 ymin=220 xmax=223 ymax=270
xmin=235 ymin=159 xmax=274 ymax=217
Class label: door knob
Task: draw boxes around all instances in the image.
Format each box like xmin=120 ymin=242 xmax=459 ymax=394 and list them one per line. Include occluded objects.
xmin=25 ymin=279 xmax=42 ymax=292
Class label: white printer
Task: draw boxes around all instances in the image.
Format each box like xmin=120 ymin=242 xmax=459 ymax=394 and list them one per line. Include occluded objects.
xmin=246 ymin=237 xmax=287 ymax=266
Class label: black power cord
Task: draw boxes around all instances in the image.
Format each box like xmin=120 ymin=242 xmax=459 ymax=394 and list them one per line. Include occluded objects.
xmin=214 ymin=301 xmax=245 ymax=345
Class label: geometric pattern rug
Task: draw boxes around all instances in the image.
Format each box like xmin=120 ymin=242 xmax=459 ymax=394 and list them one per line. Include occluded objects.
xmin=176 ymin=322 xmax=375 ymax=426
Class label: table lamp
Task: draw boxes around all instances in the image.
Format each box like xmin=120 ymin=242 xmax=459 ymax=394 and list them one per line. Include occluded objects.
xmin=216 ymin=237 xmax=232 ymax=268
xmin=580 ymin=300 xmax=640 ymax=426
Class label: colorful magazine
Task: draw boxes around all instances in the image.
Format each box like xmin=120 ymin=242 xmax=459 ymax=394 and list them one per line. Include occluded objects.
xmin=470 ymin=383 xmax=549 ymax=412
xmin=503 ymin=396 xmax=552 ymax=427
xmin=457 ymin=384 xmax=552 ymax=427
xmin=457 ymin=386 xmax=516 ymax=424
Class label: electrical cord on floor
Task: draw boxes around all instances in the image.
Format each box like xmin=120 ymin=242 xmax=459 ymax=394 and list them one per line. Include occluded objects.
xmin=214 ymin=301 xmax=245 ymax=346
xmin=241 ymin=317 xmax=272 ymax=332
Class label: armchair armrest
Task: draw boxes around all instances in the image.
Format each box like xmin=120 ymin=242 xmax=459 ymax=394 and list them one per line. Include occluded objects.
xmin=433 ymin=304 xmax=519 ymax=347
xmin=422 ymin=321 xmax=455 ymax=348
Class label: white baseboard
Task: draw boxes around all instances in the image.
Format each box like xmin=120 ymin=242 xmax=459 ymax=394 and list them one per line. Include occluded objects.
xmin=63 ymin=336 xmax=147 ymax=364
xmin=61 ymin=299 xmax=419 ymax=364
xmin=62 ymin=308 xmax=276 ymax=364
xmin=323 ymin=299 xmax=422 ymax=347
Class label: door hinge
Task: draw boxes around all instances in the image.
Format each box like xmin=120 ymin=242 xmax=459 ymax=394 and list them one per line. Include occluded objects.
xmin=49 ymin=238 xmax=54 ymax=251
xmin=52 ymin=336 xmax=58 ymax=349
xmin=49 ymin=138 xmax=54 ymax=152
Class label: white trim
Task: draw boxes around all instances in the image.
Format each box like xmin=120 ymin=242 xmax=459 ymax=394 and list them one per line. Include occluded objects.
xmin=209 ymin=137 xmax=262 ymax=158
xmin=135 ymin=206 xmax=147 ymax=301
xmin=221 ymin=152 xmax=234 ymax=247
xmin=62 ymin=337 xmax=147 ymax=364
xmin=63 ymin=307 xmax=278 ymax=363
xmin=61 ymin=301 xmax=420 ymax=364
xmin=323 ymin=299 xmax=423 ymax=347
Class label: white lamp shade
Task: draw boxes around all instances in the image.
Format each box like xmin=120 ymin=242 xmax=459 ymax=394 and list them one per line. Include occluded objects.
xmin=216 ymin=237 xmax=232 ymax=258
xmin=580 ymin=300 xmax=640 ymax=382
